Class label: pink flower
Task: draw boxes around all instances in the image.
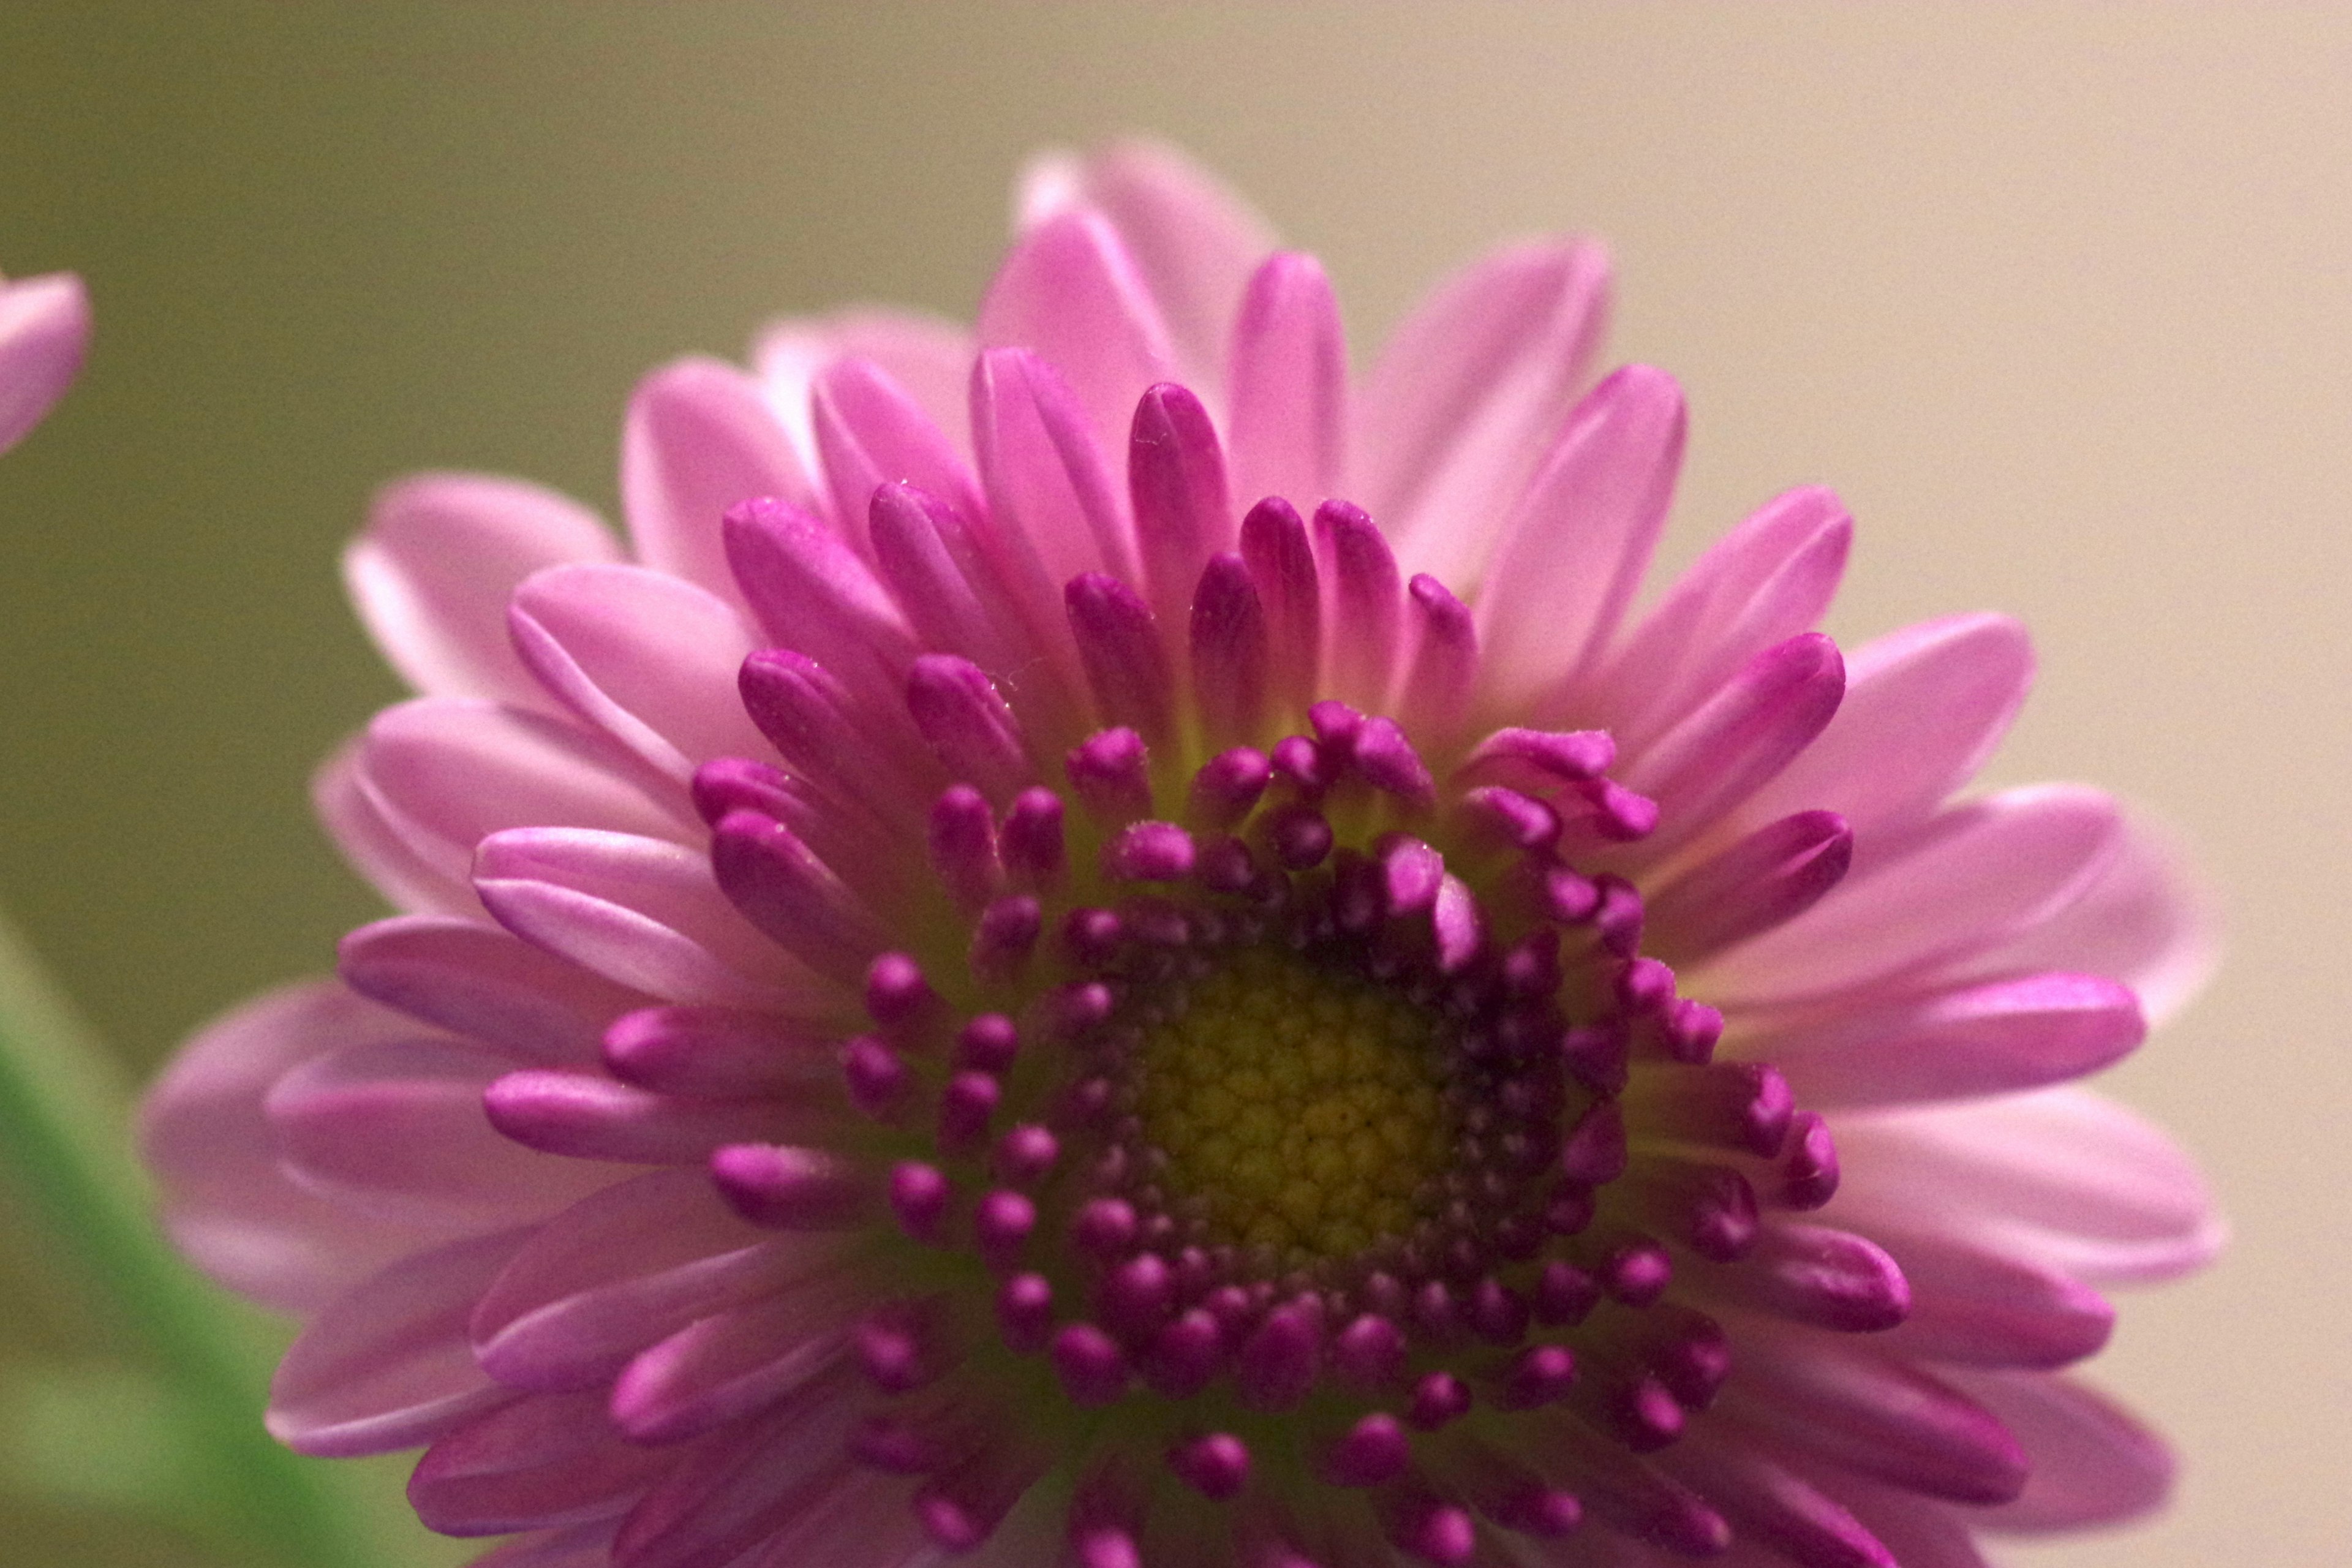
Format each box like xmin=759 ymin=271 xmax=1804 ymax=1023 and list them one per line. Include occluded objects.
xmin=0 ymin=269 xmax=91 ymax=454
xmin=142 ymin=143 xmax=2218 ymax=1568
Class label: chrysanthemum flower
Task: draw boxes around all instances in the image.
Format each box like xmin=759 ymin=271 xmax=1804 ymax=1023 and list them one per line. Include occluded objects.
xmin=0 ymin=268 xmax=91 ymax=455
xmin=141 ymin=143 xmax=2220 ymax=1568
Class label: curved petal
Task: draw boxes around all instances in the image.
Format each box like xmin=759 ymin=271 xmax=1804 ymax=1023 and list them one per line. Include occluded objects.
xmin=508 ymin=564 xmax=765 ymax=782
xmin=345 ymin=473 xmax=619 ymax=707
xmin=753 ymin=307 xmax=975 ymax=469
xmin=980 ymin=208 xmax=1175 ymax=486
xmin=0 ymin=270 xmax=91 ymax=454
xmin=474 ymin=827 xmax=816 ymax=1009
xmin=609 ymin=1286 xmax=859 ymax=1444
xmin=810 ymin=356 xmax=985 ymax=548
xmin=1829 ymin=1087 xmax=2224 ymax=1284
xmin=360 ymin=699 xmax=696 ymax=886
xmin=268 ymin=1227 xmax=531 ymax=1458
xmin=1016 ymin=138 xmax=1275 ymax=393
xmin=469 ymin=1169 xmax=821 ymax=1392
xmin=622 ymin=356 xmax=818 ymax=600
xmin=267 ymin=1035 xmax=611 ymax=1226
xmin=1226 ymin=251 xmax=1348 ymax=511
xmin=1736 ymin=614 xmax=2035 ymax=850
xmin=1474 ymin=364 xmax=1686 ymax=713
xmin=1956 ymin=1371 xmax=2174 ymax=1533
xmin=337 ymin=914 xmax=648 ymax=1065
xmin=1697 ymin=785 xmax=2125 ymax=1006
xmin=970 ymin=345 xmax=1138 ymax=590
xmin=314 ymin=737 xmax=477 ymax=916
xmin=1360 ymin=238 xmax=1611 ymax=586
xmin=138 ymin=981 xmax=444 ymax=1313
xmin=1589 ymin=486 xmax=1851 ymax=753
xmin=412 ymin=1390 xmax=669 ymax=1538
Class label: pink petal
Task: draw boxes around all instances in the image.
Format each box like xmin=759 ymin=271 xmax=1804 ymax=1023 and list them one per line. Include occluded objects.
xmin=359 ymin=699 xmax=695 ymax=887
xmin=1741 ymin=971 xmax=2145 ymax=1109
xmin=1016 ymin=138 xmax=1275 ymax=392
xmin=268 ymin=1227 xmax=531 ymax=1457
xmin=1227 ymin=251 xmax=1348 ymax=512
xmin=483 ymin=1068 xmax=821 ymax=1165
xmin=1314 ymin=500 xmax=1404 ymax=710
xmin=344 ymin=473 xmax=619 ymax=707
xmin=1128 ymin=381 xmax=1232 ymax=631
xmin=473 ymin=827 xmax=813 ymax=1008
xmin=0 ymin=271 xmax=91 ymax=454
xmin=722 ymin=496 xmax=919 ymax=718
xmin=412 ymin=1389 xmax=670 ymax=1538
xmin=1645 ymin=810 xmax=1853 ymax=963
xmin=971 ymin=345 xmax=1138 ymax=590
xmin=611 ymin=1286 xmax=858 ymax=1444
xmin=1867 ymin=1226 xmax=2116 ymax=1368
xmin=1697 ymin=785 xmax=2125 ymax=1005
xmin=337 ymin=914 xmax=647 ymax=1065
xmin=611 ymin=1382 xmax=867 ymax=1568
xmin=1965 ymin=810 xmax=2217 ymax=1028
xmin=1590 ymin=486 xmax=1852 ymax=753
xmin=1956 ymin=1371 xmax=2174 ymax=1532
xmin=469 ymin=1169 xmax=818 ymax=1392
xmin=753 ymin=307 xmax=974 ymax=466
xmin=979 ymin=209 xmax=1175 ymax=486
xmin=468 ymin=1522 xmax=625 ymax=1568
xmin=810 ymin=355 xmax=986 ymax=545
xmin=508 ymin=564 xmax=765 ymax=782
xmin=1474 ymin=364 xmax=1686 ymax=712
xmin=269 ymin=1035 xmax=610 ymax=1226
xmin=1830 ymin=1087 xmax=2224 ymax=1284
xmin=1359 ymin=239 xmax=1611 ymax=586
xmin=1736 ymin=614 xmax=2035 ymax=850
xmin=138 ymin=981 xmax=442 ymax=1313
xmin=314 ymin=738 xmax=477 ymax=916
xmin=622 ymin=356 xmax=816 ymax=600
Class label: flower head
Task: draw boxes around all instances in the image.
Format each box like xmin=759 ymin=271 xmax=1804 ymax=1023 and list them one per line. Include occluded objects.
xmin=143 ymin=142 xmax=2218 ymax=1568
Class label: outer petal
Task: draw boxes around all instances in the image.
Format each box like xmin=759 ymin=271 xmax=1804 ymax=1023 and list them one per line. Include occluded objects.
xmin=345 ymin=473 xmax=620 ymax=707
xmin=137 ymin=981 xmax=443 ymax=1313
xmin=1360 ymin=238 xmax=1611 ymax=586
xmin=753 ymin=307 xmax=975 ymax=469
xmin=1956 ymin=1371 xmax=2175 ymax=1532
xmin=410 ymin=1390 xmax=671 ymax=1538
xmin=337 ymin=914 xmax=647 ymax=1065
xmin=1735 ymin=614 xmax=2035 ymax=850
xmin=1016 ymin=138 xmax=1276 ymax=392
xmin=268 ymin=1226 xmax=530 ymax=1458
xmin=1474 ymin=365 xmax=1686 ymax=714
xmin=622 ymin=356 xmax=817 ymax=600
xmin=508 ymin=564 xmax=766 ymax=783
xmin=314 ymin=737 xmax=477 ymax=916
xmin=1226 ymin=251 xmax=1348 ymax=510
xmin=0 ymin=270 xmax=91 ymax=454
xmin=1830 ymin=1087 xmax=2224 ymax=1284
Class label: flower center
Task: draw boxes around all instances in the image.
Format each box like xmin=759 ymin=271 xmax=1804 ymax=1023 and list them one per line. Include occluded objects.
xmin=1135 ymin=948 xmax=1454 ymax=1261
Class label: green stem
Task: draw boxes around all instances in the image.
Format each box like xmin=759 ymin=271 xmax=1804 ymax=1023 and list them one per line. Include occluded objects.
xmin=0 ymin=911 xmax=400 ymax=1568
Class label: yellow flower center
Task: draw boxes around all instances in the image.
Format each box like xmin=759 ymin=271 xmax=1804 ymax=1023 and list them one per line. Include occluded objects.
xmin=1136 ymin=948 xmax=1455 ymax=1262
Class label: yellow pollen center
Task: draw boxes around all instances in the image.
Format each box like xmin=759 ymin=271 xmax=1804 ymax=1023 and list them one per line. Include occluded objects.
xmin=1136 ymin=948 xmax=1455 ymax=1261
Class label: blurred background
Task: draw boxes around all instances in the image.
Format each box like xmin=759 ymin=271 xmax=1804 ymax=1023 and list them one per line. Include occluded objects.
xmin=1 ymin=4 xmax=2344 ymax=1564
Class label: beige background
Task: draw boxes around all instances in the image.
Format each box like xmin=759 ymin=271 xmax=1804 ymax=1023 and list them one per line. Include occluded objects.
xmin=1 ymin=5 xmax=2343 ymax=1564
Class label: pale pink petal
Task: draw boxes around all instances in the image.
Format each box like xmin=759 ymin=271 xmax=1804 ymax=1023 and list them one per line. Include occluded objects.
xmin=753 ymin=307 xmax=974 ymax=469
xmin=412 ymin=1390 xmax=669 ymax=1537
xmin=722 ymin=496 xmax=922 ymax=721
xmin=268 ymin=1227 xmax=531 ymax=1457
xmin=483 ymin=1068 xmax=826 ymax=1165
xmin=1965 ymin=810 xmax=2217 ymax=1028
xmin=360 ymin=699 xmax=696 ymax=886
xmin=1956 ymin=1371 xmax=2174 ymax=1532
xmin=610 ymin=1285 xmax=860 ymax=1444
xmin=138 ymin=981 xmax=443 ymax=1312
xmin=1866 ymin=1225 xmax=2116 ymax=1368
xmin=1226 ymin=251 xmax=1348 ymax=511
xmin=508 ymin=564 xmax=766 ymax=783
xmin=622 ymin=356 xmax=818 ymax=600
xmin=1473 ymin=365 xmax=1686 ymax=713
xmin=611 ymin=1379 xmax=866 ymax=1568
xmin=970 ymin=345 xmax=1139 ymax=590
xmin=267 ymin=1035 xmax=611 ymax=1226
xmin=1736 ymin=971 xmax=2144 ymax=1109
xmin=473 ymin=827 xmax=816 ymax=1009
xmin=1016 ymin=138 xmax=1275 ymax=392
xmin=979 ymin=209 xmax=1175 ymax=487
xmin=810 ymin=356 xmax=986 ymax=547
xmin=313 ymin=738 xmax=477 ymax=916
xmin=1736 ymin=614 xmax=2035 ymax=850
xmin=337 ymin=914 xmax=649 ymax=1065
xmin=0 ymin=271 xmax=91 ymax=454
xmin=1697 ymin=785 xmax=2125 ymax=1005
xmin=345 ymin=473 xmax=619 ymax=707
xmin=1360 ymin=239 xmax=1611 ymax=586
xmin=1589 ymin=486 xmax=1852 ymax=753
xmin=1829 ymin=1087 xmax=2224 ymax=1284
xmin=469 ymin=1169 xmax=816 ymax=1393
